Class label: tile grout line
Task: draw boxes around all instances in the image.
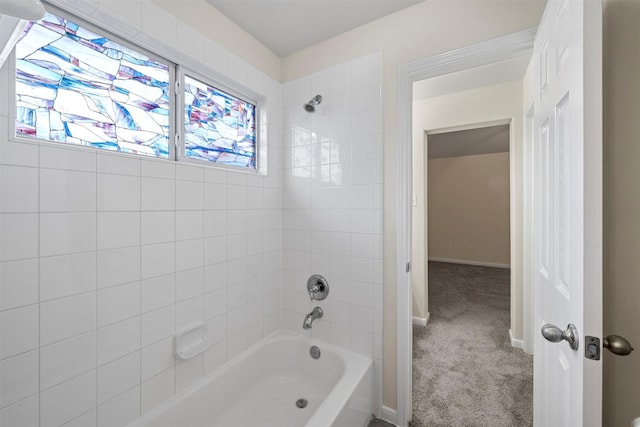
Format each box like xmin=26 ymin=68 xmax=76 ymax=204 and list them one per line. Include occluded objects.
xmin=138 ymin=158 xmax=143 ymax=419
xmin=201 ymin=170 xmax=205 ymax=377
xmin=38 ymin=142 xmax=42 ymax=427
xmin=172 ymin=166 xmax=178 ymax=398
xmin=94 ymin=153 xmax=98 ymax=427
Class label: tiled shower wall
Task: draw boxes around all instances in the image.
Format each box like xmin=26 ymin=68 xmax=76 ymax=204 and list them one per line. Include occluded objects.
xmin=282 ymin=53 xmax=384 ymax=414
xmin=0 ymin=1 xmax=283 ymax=426
xmin=0 ymin=2 xmax=384 ymax=426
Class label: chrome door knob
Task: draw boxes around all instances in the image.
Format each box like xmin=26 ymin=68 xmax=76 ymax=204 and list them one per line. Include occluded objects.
xmin=541 ymin=323 xmax=579 ymax=351
xmin=603 ymin=335 xmax=634 ymax=356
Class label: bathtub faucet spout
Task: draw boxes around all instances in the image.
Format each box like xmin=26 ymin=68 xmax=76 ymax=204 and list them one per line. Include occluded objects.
xmin=302 ymin=307 xmax=323 ymax=330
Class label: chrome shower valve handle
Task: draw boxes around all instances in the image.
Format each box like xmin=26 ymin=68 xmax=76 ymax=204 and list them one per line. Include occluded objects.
xmin=307 ymin=274 xmax=329 ymax=301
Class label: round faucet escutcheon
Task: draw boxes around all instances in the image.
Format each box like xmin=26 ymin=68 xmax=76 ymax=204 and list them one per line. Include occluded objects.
xmin=307 ymin=274 xmax=329 ymax=301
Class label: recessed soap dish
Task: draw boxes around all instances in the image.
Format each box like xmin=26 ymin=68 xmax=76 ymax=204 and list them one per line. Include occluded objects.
xmin=175 ymin=322 xmax=210 ymax=360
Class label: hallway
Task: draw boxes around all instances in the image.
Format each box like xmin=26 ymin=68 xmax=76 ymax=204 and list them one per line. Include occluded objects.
xmin=410 ymin=262 xmax=533 ymax=426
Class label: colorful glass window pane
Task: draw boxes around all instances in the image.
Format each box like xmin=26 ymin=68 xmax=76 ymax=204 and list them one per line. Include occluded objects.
xmin=183 ymin=74 xmax=256 ymax=168
xmin=15 ymin=12 xmax=171 ymax=158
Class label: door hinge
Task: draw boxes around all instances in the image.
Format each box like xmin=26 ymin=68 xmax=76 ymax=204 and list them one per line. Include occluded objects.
xmin=406 ymin=262 xmax=411 ymax=273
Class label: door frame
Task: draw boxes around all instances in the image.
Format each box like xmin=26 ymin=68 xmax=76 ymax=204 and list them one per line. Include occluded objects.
xmin=523 ymin=102 xmax=535 ymax=355
xmin=396 ymin=28 xmax=537 ymax=426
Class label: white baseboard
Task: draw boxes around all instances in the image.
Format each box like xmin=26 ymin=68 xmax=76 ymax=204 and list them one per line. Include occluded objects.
xmin=381 ymin=405 xmax=398 ymax=426
xmin=509 ymin=329 xmax=524 ymax=350
xmin=428 ymin=257 xmax=510 ymax=269
xmin=412 ymin=312 xmax=430 ymax=326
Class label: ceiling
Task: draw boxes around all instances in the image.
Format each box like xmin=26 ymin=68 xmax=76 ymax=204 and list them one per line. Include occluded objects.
xmin=206 ymin=0 xmax=425 ymax=57
xmin=413 ymin=54 xmax=532 ymax=100
xmin=203 ymin=1 xmax=522 ymax=156
xmin=428 ymin=125 xmax=510 ymax=159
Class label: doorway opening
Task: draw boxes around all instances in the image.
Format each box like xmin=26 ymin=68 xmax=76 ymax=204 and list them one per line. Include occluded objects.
xmin=426 ymin=124 xmax=511 ymax=271
xmin=412 ymin=121 xmax=513 ymax=324
xmin=411 ymin=118 xmax=534 ymax=425
xmin=395 ymin=28 xmax=537 ymax=427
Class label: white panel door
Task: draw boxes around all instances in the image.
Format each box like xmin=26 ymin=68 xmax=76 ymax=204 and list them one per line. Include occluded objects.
xmin=533 ymin=0 xmax=602 ymax=426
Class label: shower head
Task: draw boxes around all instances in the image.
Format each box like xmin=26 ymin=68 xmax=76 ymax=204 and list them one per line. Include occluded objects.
xmin=303 ymin=95 xmax=322 ymax=113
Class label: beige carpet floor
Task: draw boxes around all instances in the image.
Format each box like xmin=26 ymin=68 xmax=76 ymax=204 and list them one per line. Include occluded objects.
xmin=410 ymin=262 xmax=533 ymax=427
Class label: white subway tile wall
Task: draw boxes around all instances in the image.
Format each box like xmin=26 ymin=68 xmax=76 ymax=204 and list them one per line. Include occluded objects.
xmin=282 ymin=52 xmax=384 ymax=415
xmin=0 ymin=2 xmax=384 ymax=426
xmin=0 ymin=1 xmax=283 ymax=426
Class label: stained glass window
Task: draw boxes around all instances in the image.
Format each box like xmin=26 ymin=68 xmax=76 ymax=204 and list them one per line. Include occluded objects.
xmin=15 ymin=12 xmax=171 ymax=158
xmin=183 ymin=74 xmax=257 ymax=168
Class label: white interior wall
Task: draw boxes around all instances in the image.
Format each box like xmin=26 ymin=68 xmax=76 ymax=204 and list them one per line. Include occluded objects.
xmin=281 ymin=52 xmax=384 ymax=416
xmin=0 ymin=1 xmax=284 ymax=426
xmin=150 ymin=0 xmax=282 ymax=82
xmin=410 ymin=129 xmax=428 ymax=323
xmin=412 ymin=80 xmax=524 ymax=339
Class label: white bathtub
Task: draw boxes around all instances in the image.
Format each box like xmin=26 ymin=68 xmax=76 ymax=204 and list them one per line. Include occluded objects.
xmin=128 ymin=330 xmax=373 ymax=427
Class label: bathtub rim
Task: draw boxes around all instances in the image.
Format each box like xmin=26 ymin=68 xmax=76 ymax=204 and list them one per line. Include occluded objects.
xmin=126 ymin=329 xmax=373 ymax=427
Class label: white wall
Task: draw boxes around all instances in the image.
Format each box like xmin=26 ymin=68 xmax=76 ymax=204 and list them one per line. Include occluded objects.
xmin=282 ymin=0 xmax=545 ymax=409
xmin=411 ymin=128 xmax=428 ymax=322
xmin=412 ymin=79 xmax=524 ymax=339
xmin=411 ymin=129 xmax=429 ymax=323
xmin=151 ymin=0 xmax=282 ymax=82
xmin=0 ymin=1 xmax=284 ymax=426
xmin=281 ymin=53 xmax=384 ymax=415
